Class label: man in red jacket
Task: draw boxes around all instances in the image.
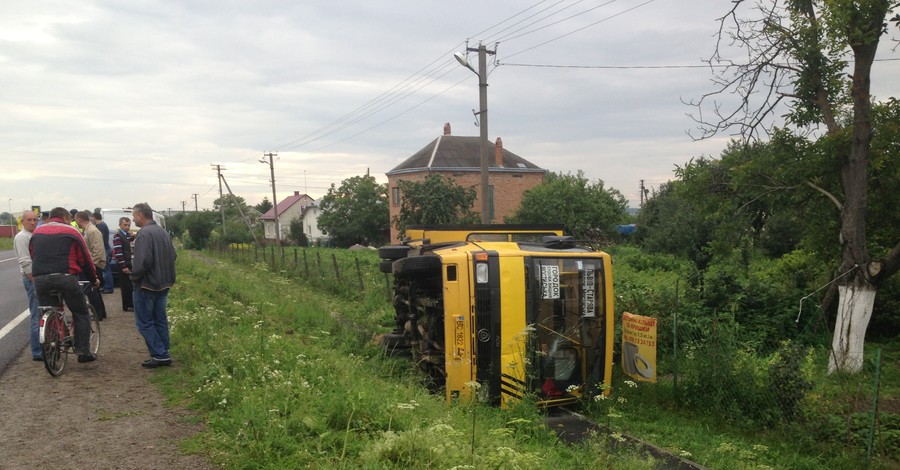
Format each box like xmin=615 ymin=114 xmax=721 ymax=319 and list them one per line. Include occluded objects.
xmin=29 ymin=207 xmax=100 ymax=363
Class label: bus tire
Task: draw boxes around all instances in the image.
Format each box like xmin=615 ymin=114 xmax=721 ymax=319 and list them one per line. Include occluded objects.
xmin=378 ymin=245 xmax=409 ymax=261
xmin=393 ymin=255 xmax=441 ymax=278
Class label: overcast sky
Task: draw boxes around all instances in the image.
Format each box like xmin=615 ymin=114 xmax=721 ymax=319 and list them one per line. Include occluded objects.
xmin=2 ymin=0 xmax=898 ymax=215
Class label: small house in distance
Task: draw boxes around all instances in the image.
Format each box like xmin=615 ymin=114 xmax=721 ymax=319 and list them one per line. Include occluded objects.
xmin=385 ymin=123 xmax=546 ymax=241
xmin=259 ymin=191 xmax=314 ymax=242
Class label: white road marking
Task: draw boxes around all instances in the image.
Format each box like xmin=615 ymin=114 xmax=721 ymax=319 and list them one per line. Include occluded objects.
xmin=0 ymin=257 xmax=17 ymax=263
xmin=0 ymin=310 xmax=30 ymax=342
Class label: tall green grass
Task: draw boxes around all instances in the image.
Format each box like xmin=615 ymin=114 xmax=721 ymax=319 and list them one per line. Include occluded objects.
xmin=157 ymin=253 xmax=656 ymax=469
xmin=156 ymin=248 xmax=897 ymax=469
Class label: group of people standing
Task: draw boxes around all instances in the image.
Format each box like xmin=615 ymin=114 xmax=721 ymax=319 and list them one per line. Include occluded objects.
xmin=13 ymin=203 xmax=176 ymax=368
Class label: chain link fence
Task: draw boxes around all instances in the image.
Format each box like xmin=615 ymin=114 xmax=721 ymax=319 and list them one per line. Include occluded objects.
xmin=623 ymin=309 xmax=898 ymax=466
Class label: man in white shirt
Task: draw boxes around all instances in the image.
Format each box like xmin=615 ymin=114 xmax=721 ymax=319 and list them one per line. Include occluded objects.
xmin=13 ymin=210 xmax=41 ymax=361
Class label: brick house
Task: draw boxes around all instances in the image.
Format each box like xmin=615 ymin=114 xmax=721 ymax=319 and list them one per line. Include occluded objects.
xmin=386 ymin=123 xmax=546 ymax=241
xmin=259 ymin=191 xmax=314 ymax=241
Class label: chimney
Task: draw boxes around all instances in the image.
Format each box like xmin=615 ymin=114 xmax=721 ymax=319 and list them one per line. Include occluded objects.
xmin=294 ymin=191 xmax=299 ymax=196
xmin=495 ymin=137 xmax=503 ymax=167
xmin=443 ymin=122 xmax=451 ymax=135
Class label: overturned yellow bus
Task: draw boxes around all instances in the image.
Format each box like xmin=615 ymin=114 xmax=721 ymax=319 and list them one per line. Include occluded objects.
xmin=378 ymin=225 xmax=614 ymax=408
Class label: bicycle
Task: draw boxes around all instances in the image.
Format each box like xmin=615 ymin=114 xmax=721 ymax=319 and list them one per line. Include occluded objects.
xmin=38 ymin=281 xmax=101 ymax=376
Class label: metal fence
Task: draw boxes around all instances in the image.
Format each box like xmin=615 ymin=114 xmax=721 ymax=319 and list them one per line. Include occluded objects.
xmin=620 ymin=310 xmax=896 ymax=466
xmin=210 ymin=242 xmax=391 ymax=302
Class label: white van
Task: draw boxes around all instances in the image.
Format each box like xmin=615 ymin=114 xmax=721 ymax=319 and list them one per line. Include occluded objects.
xmin=100 ymin=208 xmax=167 ymax=246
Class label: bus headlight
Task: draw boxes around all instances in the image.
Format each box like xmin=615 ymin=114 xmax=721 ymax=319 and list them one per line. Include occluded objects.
xmin=475 ymin=263 xmax=489 ymax=283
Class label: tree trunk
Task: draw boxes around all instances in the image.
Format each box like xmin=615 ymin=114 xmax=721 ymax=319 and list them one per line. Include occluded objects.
xmin=828 ymin=281 xmax=875 ymax=373
xmin=827 ymin=2 xmax=885 ymax=374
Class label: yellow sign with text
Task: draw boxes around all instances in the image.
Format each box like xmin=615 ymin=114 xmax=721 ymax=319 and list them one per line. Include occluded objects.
xmin=621 ymin=312 xmax=657 ymax=383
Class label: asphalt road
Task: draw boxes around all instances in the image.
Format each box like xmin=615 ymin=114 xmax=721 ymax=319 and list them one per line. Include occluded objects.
xmin=0 ymin=249 xmax=30 ymax=376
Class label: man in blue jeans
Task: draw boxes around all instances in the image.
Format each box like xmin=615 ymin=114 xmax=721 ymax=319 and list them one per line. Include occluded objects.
xmin=130 ymin=203 xmax=177 ymax=368
xmin=14 ymin=210 xmax=41 ymax=360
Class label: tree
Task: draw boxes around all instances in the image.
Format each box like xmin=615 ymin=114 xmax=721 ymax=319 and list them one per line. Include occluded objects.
xmin=691 ymin=1 xmax=900 ymax=372
xmin=505 ymin=171 xmax=628 ymax=241
xmin=181 ymin=211 xmax=217 ymax=250
xmin=213 ymin=194 xmax=258 ymax=244
xmin=287 ymin=218 xmax=309 ymax=247
xmin=636 ymin=181 xmax=714 ymax=268
xmin=317 ymin=174 xmax=389 ymax=247
xmin=255 ymin=197 xmax=273 ymax=215
xmin=392 ymin=174 xmax=479 ymax=240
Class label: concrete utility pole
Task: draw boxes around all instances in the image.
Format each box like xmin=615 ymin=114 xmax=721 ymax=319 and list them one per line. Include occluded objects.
xmin=192 ymin=193 xmax=199 ymax=212
xmin=259 ymin=152 xmax=280 ymax=244
xmin=456 ymin=43 xmax=496 ymax=224
xmin=181 ymin=201 xmax=186 ymax=214
xmin=211 ymin=164 xmax=226 ymax=237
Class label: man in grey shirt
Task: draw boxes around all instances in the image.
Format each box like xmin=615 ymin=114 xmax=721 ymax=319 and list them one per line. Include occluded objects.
xmin=14 ymin=210 xmax=41 ymax=361
xmin=130 ymin=203 xmax=177 ymax=368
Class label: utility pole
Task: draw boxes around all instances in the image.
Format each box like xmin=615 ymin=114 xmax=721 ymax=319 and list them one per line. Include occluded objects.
xmin=192 ymin=193 xmax=199 ymax=212
xmin=180 ymin=201 xmax=186 ymax=214
xmin=640 ymin=179 xmax=645 ymax=208
xmin=456 ymin=43 xmax=496 ymax=224
xmin=211 ymin=164 xmax=226 ymax=237
xmin=219 ymin=173 xmax=259 ymax=245
xmin=260 ymin=152 xmax=280 ymax=245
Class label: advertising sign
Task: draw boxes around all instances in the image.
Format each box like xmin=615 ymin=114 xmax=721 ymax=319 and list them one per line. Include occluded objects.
xmin=621 ymin=312 xmax=657 ymax=382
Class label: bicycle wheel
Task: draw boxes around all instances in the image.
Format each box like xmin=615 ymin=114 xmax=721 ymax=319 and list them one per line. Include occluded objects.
xmin=42 ymin=313 xmax=68 ymax=376
xmin=87 ymin=304 xmax=100 ymax=355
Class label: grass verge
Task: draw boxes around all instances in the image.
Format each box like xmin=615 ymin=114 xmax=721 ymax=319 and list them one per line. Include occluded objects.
xmin=154 ymin=252 xmax=659 ymax=469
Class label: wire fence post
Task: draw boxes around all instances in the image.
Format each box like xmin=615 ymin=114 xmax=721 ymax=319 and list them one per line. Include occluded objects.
xmin=355 ymin=257 xmax=364 ymax=292
xmin=303 ymin=249 xmax=309 ymax=278
xmin=331 ymin=253 xmax=341 ymax=281
xmin=866 ymin=348 xmax=882 ymax=469
xmin=316 ymin=252 xmax=323 ymax=278
xmin=673 ymin=278 xmax=680 ymax=407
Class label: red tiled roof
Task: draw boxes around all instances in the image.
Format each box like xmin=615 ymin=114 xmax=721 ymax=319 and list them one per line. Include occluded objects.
xmin=259 ymin=192 xmax=311 ymax=220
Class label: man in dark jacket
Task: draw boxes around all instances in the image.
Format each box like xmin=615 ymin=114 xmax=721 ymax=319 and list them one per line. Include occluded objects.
xmin=112 ymin=217 xmax=134 ymax=311
xmin=93 ymin=211 xmax=114 ymax=293
xmin=130 ymin=203 xmax=176 ymax=368
xmin=29 ymin=207 xmax=99 ymax=363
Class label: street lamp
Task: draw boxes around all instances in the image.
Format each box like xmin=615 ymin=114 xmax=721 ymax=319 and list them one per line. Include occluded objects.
xmin=259 ymin=152 xmax=280 ymax=244
xmin=455 ymin=44 xmax=495 ymax=224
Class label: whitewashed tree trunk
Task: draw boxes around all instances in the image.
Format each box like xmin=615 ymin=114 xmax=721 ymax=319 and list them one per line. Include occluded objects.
xmin=828 ymin=282 xmax=876 ymax=374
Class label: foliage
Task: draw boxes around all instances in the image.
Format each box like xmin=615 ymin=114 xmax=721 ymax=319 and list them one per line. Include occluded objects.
xmin=687 ymin=0 xmax=900 ymax=372
xmin=317 ymin=174 xmax=389 ymax=247
xmin=286 ymin=218 xmax=309 ymax=247
xmin=635 ymin=181 xmax=714 ymax=268
xmin=392 ymin=174 xmax=479 ymax=240
xmin=161 ymin=253 xmax=638 ymax=469
xmin=255 ymin=197 xmax=273 ymax=215
xmin=213 ymin=194 xmax=260 ymax=244
xmin=505 ymin=171 xmax=628 ymax=241
xmin=180 ymin=211 xmax=218 ymax=250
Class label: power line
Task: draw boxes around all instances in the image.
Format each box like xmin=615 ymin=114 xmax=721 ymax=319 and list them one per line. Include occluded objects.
xmin=502 ymin=0 xmax=659 ymax=61
xmin=500 ymin=57 xmax=900 ymax=70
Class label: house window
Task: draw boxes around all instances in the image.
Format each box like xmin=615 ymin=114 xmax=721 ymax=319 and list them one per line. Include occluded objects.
xmin=392 ymin=187 xmax=400 ymax=206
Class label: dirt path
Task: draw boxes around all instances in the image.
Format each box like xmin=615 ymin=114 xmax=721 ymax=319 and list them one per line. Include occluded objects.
xmin=0 ymin=293 xmax=215 ymax=469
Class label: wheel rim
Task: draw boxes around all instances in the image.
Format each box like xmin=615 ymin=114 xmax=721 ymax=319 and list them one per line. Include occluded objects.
xmin=89 ymin=311 xmax=100 ymax=355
